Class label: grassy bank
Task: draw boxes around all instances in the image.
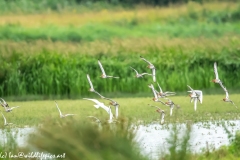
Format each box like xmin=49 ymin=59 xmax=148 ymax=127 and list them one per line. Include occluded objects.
xmin=0 ymin=95 xmax=239 ymax=127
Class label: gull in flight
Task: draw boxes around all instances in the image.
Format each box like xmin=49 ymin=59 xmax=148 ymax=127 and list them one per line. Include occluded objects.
xmin=156 ymin=82 xmax=176 ymax=98
xmin=148 ymin=104 xmax=165 ymax=124
xmin=98 ymin=60 xmax=119 ymax=78
xmin=0 ymin=98 xmax=20 ymax=112
xmin=83 ymin=98 xmax=113 ymax=118
xmin=219 ymin=83 xmax=238 ymax=108
xmin=130 ymin=66 xmax=152 ymax=78
xmin=187 ymin=85 xmax=203 ymax=111
xmin=212 ymin=62 xmax=222 ymax=84
xmin=55 ymin=101 xmax=76 ymax=118
xmin=1 ymin=112 xmax=12 ymax=126
xmin=140 ymin=56 xmax=156 ymax=82
xmin=87 ymin=74 xmax=104 ymax=98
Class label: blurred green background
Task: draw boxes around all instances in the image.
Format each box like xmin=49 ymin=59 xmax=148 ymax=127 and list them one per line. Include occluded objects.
xmin=0 ymin=0 xmax=239 ymax=100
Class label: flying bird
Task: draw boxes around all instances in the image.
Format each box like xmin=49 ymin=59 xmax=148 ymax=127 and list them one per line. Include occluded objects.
xmin=148 ymin=104 xmax=165 ymax=124
xmin=130 ymin=66 xmax=152 ymax=78
xmin=212 ymin=62 xmax=222 ymax=84
xmin=164 ymin=98 xmax=179 ymax=116
xmin=55 ymin=101 xmax=76 ymax=118
xmin=0 ymin=98 xmax=10 ymax=108
xmin=103 ymin=97 xmax=120 ymax=118
xmin=1 ymin=112 xmax=12 ymax=126
xmin=88 ymin=116 xmax=101 ymax=123
xmin=140 ymin=56 xmax=156 ymax=82
xmin=219 ymin=83 xmax=238 ymax=108
xmin=187 ymin=85 xmax=203 ymax=111
xmin=156 ymin=82 xmax=176 ymax=98
xmin=98 ymin=60 xmax=119 ymax=78
xmin=0 ymin=98 xmax=20 ymax=112
xmin=83 ymin=98 xmax=113 ymax=117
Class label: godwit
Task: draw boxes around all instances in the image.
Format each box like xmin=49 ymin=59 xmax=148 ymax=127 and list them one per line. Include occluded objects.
xmin=87 ymin=74 xmax=105 ymax=98
xmin=156 ymin=82 xmax=176 ymax=98
xmin=0 ymin=98 xmax=10 ymax=108
xmin=88 ymin=116 xmax=101 ymax=123
xmin=83 ymin=98 xmax=113 ymax=117
xmin=98 ymin=60 xmax=119 ymax=78
xmin=130 ymin=66 xmax=152 ymax=78
xmin=148 ymin=84 xmax=159 ymax=102
xmin=164 ymin=98 xmax=179 ymax=116
xmin=0 ymin=98 xmax=20 ymax=112
xmin=1 ymin=112 xmax=12 ymax=126
xmin=148 ymin=104 xmax=165 ymax=124
xmin=187 ymin=85 xmax=203 ymax=111
xmin=55 ymin=101 xmax=76 ymax=118
xmin=140 ymin=56 xmax=156 ymax=82
xmin=219 ymin=82 xmax=238 ymax=108
xmin=212 ymin=62 xmax=222 ymax=83
xmin=103 ymin=97 xmax=120 ymax=118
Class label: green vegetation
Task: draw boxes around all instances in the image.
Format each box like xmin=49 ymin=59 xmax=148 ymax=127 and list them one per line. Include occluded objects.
xmin=0 ymin=95 xmax=239 ymax=127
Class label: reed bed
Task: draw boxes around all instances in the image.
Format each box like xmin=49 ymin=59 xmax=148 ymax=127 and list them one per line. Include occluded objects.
xmin=0 ymin=39 xmax=239 ymax=97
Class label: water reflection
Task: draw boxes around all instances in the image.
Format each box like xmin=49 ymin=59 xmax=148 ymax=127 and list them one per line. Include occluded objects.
xmin=136 ymin=120 xmax=240 ymax=159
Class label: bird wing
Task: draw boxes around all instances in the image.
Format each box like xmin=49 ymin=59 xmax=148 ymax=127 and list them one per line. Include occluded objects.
xmin=187 ymin=85 xmax=194 ymax=92
xmin=0 ymin=98 xmax=8 ymax=107
xmin=140 ymin=56 xmax=153 ymax=66
xmin=152 ymin=68 xmax=156 ymax=82
xmin=140 ymin=73 xmax=152 ymax=76
xmin=1 ymin=112 xmax=7 ymax=125
xmin=93 ymin=91 xmax=105 ymax=99
xmin=10 ymin=106 xmax=20 ymax=110
xmin=88 ymin=116 xmax=101 ymax=122
xmin=83 ymin=98 xmax=102 ymax=105
xmin=150 ymin=84 xmax=158 ymax=99
xmin=98 ymin=60 xmax=106 ymax=75
xmin=148 ymin=104 xmax=161 ymax=110
xmin=65 ymin=114 xmax=76 ymax=116
xmin=195 ymin=90 xmax=203 ymax=104
xmin=87 ymin=74 xmax=94 ymax=90
xmin=55 ymin=101 xmax=63 ymax=116
xmin=225 ymin=91 xmax=229 ymax=99
xmin=157 ymin=82 xmax=163 ymax=93
xmin=130 ymin=66 xmax=139 ymax=75
xmin=219 ymin=82 xmax=228 ymax=94
xmin=214 ymin=62 xmax=219 ymax=80
xmin=194 ymin=98 xmax=197 ymax=111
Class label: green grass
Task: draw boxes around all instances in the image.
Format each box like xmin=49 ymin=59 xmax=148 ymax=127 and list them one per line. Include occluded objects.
xmin=1 ymin=94 xmax=240 ymax=127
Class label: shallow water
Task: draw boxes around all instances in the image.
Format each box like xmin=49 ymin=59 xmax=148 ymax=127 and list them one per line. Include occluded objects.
xmin=136 ymin=120 xmax=240 ymax=159
xmin=0 ymin=120 xmax=240 ymax=160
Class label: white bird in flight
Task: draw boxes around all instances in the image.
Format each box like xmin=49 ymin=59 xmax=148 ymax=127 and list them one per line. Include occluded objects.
xmin=98 ymin=60 xmax=119 ymax=78
xmin=140 ymin=56 xmax=156 ymax=82
xmin=130 ymin=66 xmax=152 ymax=78
xmin=55 ymin=101 xmax=76 ymax=118
xmin=1 ymin=112 xmax=12 ymax=126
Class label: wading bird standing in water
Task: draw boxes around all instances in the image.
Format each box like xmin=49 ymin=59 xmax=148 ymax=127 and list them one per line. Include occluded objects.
xmin=98 ymin=60 xmax=119 ymax=78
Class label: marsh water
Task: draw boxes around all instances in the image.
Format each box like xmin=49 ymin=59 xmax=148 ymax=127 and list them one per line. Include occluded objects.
xmin=0 ymin=120 xmax=240 ymax=160
xmin=136 ymin=120 xmax=240 ymax=159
